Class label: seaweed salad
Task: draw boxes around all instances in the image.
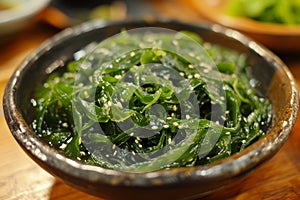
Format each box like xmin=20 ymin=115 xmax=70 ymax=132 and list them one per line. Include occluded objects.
xmin=31 ymin=29 xmax=273 ymax=172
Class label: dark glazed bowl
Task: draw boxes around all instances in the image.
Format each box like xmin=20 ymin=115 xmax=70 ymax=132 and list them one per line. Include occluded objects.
xmin=3 ymin=19 xmax=299 ymax=200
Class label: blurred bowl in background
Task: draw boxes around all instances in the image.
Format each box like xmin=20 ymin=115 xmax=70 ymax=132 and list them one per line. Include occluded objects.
xmin=0 ymin=0 xmax=50 ymax=38
xmin=186 ymin=0 xmax=300 ymax=52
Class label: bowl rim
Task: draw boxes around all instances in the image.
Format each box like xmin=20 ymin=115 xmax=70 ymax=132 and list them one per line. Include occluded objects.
xmin=3 ymin=19 xmax=299 ymax=187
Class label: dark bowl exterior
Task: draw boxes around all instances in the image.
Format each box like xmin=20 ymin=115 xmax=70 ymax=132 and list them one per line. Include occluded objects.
xmin=3 ymin=19 xmax=299 ymax=200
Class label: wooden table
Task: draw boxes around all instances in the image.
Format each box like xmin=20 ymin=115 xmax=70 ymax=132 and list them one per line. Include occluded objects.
xmin=1 ymin=1 xmax=300 ymax=199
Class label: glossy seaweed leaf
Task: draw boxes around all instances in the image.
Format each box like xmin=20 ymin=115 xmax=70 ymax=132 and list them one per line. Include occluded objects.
xmin=32 ymin=31 xmax=273 ymax=172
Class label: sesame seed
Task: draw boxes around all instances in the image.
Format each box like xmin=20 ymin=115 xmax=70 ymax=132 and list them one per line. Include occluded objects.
xmin=188 ymin=75 xmax=193 ymax=79
xmin=115 ymin=75 xmax=122 ymax=80
xmin=194 ymin=73 xmax=200 ymax=79
xmin=152 ymin=126 xmax=159 ymax=130
xmin=163 ymin=124 xmax=169 ymax=129
xmin=179 ymin=72 xmax=185 ymax=77
xmin=83 ymin=91 xmax=89 ymax=98
xmin=173 ymin=122 xmax=179 ymax=126
xmin=163 ymin=75 xmax=169 ymax=80
xmin=62 ymin=122 xmax=68 ymax=128
xmin=168 ymin=138 xmax=172 ymax=144
xmin=130 ymin=52 xmax=135 ymax=57
xmin=130 ymin=132 xmax=134 ymax=136
xmin=204 ymin=69 xmax=210 ymax=73
xmin=30 ymin=99 xmax=37 ymax=107
xmin=173 ymin=105 xmax=177 ymax=111
xmin=188 ymin=64 xmax=194 ymax=69
xmin=116 ymin=102 xmax=123 ymax=108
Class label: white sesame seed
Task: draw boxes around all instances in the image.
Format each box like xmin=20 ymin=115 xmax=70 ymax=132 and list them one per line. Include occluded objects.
xmin=130 ymin=132 xmax=134 ymax=136
xmin=168 ymin=138 xmax=172 ymax=144
xmin=152 ymin=126 xmax=159 ymax=130
xmin=173 ymin=105 xmax=177 ymax=111
xmin=62 ymin=122 xmax=68 ymax=128
xmin=173 ymin=122 xmax=179 ymax=126
xmin=179 ymin=72 xmax=185 ymax=77
xmin=115 ymin=75 xmax=122 ymax=80
xmin=186 ymin=114 xmax=191 ymax=119
xmin=163 ymin=124 xmax=169 ymax=129
xmin=83 ymin=91 xmax=89 ymax=98
xmin=188 ymin=64 xmax=194 ymax=69
xmin=30 ymin=99 xmax=37 ymax=107
xmin=116 ymin=102 xmax=123 ymax=108
xmin=188 ymin=75 xmax=193 ymax=79
xmin=204 ymin=69 xmax=210 ymax=73
xmin=194 ymin=73 xmax=200 ymax=78
xmin=163 ymin=75 xmax=169 ymax=80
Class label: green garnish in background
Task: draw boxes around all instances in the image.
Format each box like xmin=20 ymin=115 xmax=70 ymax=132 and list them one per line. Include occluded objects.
xmin=32 ymin=30 xmax=273 ymax=172
xmin=226 ymin=0 xmax=300 ymax=25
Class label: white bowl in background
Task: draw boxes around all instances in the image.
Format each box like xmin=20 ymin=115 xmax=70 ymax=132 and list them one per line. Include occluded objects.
xmin=0 ymin=0 xmax=50 ymax=37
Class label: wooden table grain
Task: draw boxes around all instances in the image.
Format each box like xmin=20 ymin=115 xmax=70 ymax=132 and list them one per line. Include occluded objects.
xmin=1 ymin=1 xmax=300 ymax=199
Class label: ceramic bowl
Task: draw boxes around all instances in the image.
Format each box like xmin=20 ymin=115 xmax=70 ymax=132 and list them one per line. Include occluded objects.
xmin=3 ymin=19 xmax=299 ymax=200
xmin=186 ymin=0 xmax=300 ymax=52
